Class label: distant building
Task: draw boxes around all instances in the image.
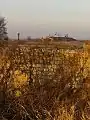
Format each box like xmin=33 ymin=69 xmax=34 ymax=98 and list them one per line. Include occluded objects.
xmin=51 ymin=36 xmax=77 ymax=41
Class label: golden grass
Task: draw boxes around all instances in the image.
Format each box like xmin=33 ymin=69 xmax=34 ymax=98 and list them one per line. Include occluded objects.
xmin=0 ymin=41 xmax=90 ymax=120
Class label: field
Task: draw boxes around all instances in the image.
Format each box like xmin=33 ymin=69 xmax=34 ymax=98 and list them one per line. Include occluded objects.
xmin=0 ymin=39 xmax=90 ymax=120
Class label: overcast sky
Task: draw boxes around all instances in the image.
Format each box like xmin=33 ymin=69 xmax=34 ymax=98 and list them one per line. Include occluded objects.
xmin=0 ymin=0 xmax=90 ymax=39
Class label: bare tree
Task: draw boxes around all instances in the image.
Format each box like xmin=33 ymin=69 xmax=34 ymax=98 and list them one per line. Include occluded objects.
xmin=0 ymin=17 xmax=8 ymax=40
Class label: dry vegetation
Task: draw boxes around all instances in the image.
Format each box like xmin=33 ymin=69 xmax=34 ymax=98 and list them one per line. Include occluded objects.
xmin=0 ymin=39 xmax=90 ymax=120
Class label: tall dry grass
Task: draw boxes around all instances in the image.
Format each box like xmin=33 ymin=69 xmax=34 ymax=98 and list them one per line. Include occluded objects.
xmin=0 ymin=41 xmax=90 ymax=120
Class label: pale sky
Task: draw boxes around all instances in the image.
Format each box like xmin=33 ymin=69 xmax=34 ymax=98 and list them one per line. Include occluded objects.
xmin=0 ymin=0 xmax=90 ymax=39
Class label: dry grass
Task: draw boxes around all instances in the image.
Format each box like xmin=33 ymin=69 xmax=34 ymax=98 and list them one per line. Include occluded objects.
xmin=0 ymin=40 xmax=90 ymax=120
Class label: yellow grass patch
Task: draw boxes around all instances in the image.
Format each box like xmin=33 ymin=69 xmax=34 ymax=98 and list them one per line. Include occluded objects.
xmin=13 ymin=70 xmax=28 ymax=88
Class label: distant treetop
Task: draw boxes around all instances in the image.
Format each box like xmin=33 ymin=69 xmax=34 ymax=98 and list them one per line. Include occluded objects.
xmin=0 ymin=17 xmax=8 ymax=40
